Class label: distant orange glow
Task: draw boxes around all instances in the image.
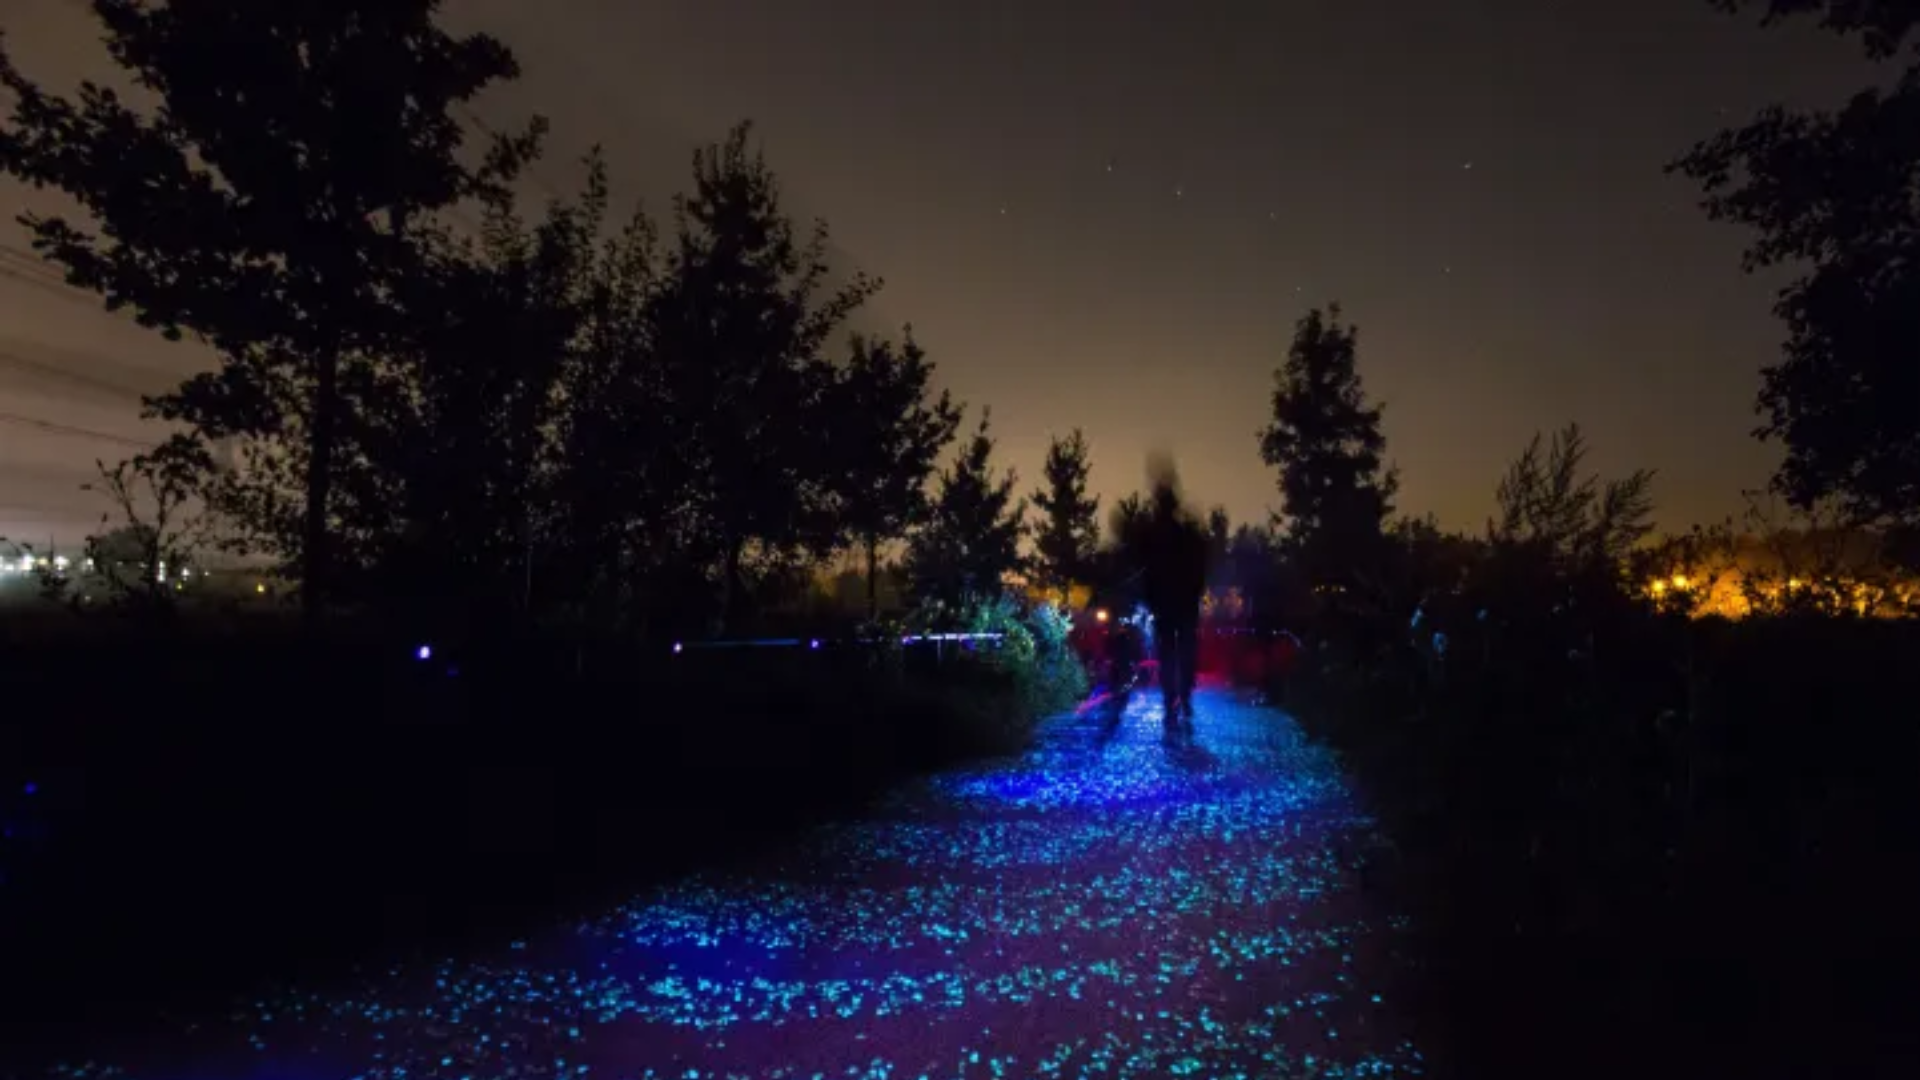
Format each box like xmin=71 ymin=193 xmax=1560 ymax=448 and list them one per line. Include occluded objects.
xmin=1643 ymin=565 xmax=1917 ymax=620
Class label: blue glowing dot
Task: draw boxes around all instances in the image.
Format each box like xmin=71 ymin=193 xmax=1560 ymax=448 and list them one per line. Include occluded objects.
xmin=672 ymin=642 xmax=684 ymax=655
xmin=415 ymin=644 xmax=432 ymax=661
xmin=810 ymin=639 xmax=821 ymax=650
xmin=21 ymin=782 xmax=36 ymax=796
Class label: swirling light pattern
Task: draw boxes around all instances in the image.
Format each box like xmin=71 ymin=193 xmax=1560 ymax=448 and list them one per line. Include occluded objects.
xmin=38 ymin=690 xmax=1425 ymax=1080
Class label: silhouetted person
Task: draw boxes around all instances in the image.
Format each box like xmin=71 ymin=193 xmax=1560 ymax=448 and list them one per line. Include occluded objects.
xmin=1271 ymin=629 xmax=1302 ymax=705
xmin=1101 ymin=618 xmax=1143 ymax=734
xmin=1139 ymin=480 xmax=1209 ymax=733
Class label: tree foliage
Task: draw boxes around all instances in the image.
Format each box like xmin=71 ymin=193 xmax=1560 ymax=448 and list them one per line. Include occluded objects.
xmin=1258 ymin=305 xmax=1398 ymax=585
xmin=79 ymin=436 xmax=220 ymax=615
xmin=907 ymin=410 xmax=1026 ymax=607
xmin=1029 ymin=428 xmax=1101 ymax=599
xmin=1706 ymin=0 xmax=1920 ymax=58
xmin=1 ymin=4 xmax=921 ymax=639
xmin=1672 ymin=0 xmax=1920 ymax=532
xmin=829 ymin=330 xmax=962 ymax=618
xmin=0 ymin=0 xmax=541 ymax=617
xmin=1491 ymin=423 xmax=1657 ymax=573
xmin=650 ymin=123 xmax=879 ymax=627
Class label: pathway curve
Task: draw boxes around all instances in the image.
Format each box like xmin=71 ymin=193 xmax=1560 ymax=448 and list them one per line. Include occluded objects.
xmin=44 ymin=689 xmax=1427 ymax=1080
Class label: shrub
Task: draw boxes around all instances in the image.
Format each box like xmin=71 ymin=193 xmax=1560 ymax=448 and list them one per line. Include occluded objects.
xmin=1280 ymin=558 xmax=1920 ymax=1080
xmin=0 ymin=608 xmax=1068 ymax=1067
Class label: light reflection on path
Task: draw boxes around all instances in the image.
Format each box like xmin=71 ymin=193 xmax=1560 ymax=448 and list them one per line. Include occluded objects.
xmin=45 ymin=689 xmax=1426 ymax=1080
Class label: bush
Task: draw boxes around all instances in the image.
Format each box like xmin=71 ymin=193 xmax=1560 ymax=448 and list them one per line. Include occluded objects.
xmin=890 ymin=592 xmax=1088 ymax=752
xmin=0 ymin=610 xmax=1050 ymax=1071
xmin=1281 ymin=589 xmax=1920 ymax=1080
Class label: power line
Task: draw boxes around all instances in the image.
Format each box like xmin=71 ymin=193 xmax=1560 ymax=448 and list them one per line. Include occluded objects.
xmin=0 ymin=346 xmax=155 ymax=403
xmin=0 ymin=244 xmax=161 ymax=341
xmin=0 ymin=245 xmax=68 ymax=286
xmin=0 ymin=411 xmax=158 ymax=450
xmin=0 ymin=263 xmax=108 ymax=311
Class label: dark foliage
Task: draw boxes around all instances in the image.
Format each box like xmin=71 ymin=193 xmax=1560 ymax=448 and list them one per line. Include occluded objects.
xmin=829 ymin=331 xmax=962 ymax=619
xmin=1030 ymin=428 xmax=1101 ymax=599
xmin=1258 ymin=306 xmax=1398 ymax=589
xmin=1267 ymin=426 xmax=1919 ymax=1080
xmin=906 ymin=409 xmax=1026 ymax=607
xmin=1673 ymin=1 xmax=1920 ymax=533
xmin=0 ymin=0 xmax=541 ymax=618
xmin=0 ymin=615 xmax=1043 ymax=1069
xmin=1709 ymin=0 xmax=1920 ymax=58
xmin=652 ymin=124 xmax=880 ymax=629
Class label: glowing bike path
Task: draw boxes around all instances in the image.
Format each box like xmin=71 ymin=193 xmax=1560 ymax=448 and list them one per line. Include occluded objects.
xmin=44 ymin=689 xmax=1426 ymax=1080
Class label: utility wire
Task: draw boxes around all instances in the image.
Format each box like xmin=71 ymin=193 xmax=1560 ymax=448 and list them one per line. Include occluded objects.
xmin=0 ymin=346 xmax=155 ymax=403
xmin=0 ymin=411 xmax=158 ymax=450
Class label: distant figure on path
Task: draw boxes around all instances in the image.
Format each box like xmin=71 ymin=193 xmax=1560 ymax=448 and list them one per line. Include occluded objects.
xmin=1100 ymin=617 xmax=1144 ymax=735
xmin=1139 ymin=475 xmax=1209 ymax=734
xmin=1270 ymin=629 xmax=1303 ymax=704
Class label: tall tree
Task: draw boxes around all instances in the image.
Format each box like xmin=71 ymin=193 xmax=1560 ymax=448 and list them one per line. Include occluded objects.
xmin=1258 ymin=305 xmax=1398 ymax=586
xmin=648 ymin=122 xmax=878 ymax=628
xmin=907 ymin=409 xmax=1025 ymax=607
xmin=1030 ymin=428 xmax=1101 ymax=600
xmin=542 ymin=181 xmax=677 ymax=633
xmin=1672 ymin=0 xmax=1920 ymax=537
xmin=380 ymin=157 xmax=605 ymax=626
xmin=0 ymin=0 xmax=541 ymax=619
xmin=829 ymin=329 xmax=962 ymax=620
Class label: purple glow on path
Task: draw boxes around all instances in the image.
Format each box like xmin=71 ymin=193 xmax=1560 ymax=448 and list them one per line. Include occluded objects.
xmin=49 ymin=691 xmax=1425 ymax=1080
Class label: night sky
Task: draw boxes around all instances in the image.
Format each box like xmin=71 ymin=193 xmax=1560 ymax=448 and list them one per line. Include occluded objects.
xmin=0 ymin=0 xmax=1876 ymax=548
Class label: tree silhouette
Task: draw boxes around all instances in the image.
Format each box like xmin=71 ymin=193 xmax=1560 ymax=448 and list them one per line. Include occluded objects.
xmin=1672 ymin=0 xmax=1920 ymax=537
xmin=538 ymin=176 xmax=680 ymax=633
xmin=1490 ymin=423 xmax=1656 ymax=573
xmin=1258 ymin=306 xmax=1398 ymax=587
xmin=1110 ymin=491 xmax=1151 ymax=545
xmin=1219 ymin=521 xmax=1285 ymax=617
xmin=649 ymin=122 xmax=879 ymax=629
xmin=0 ymin=1 xmax=542 ymax=620
xmin=907 ymin=409 xmax=1025 ymax=607
xmin=1206 ymin=507 xmax=1232 ymax=568
xmin=1030 ymin=429 xmax=1101 ymax=601
xmin=375 ymin=155 xmax=607 ymax=628
xmin=78 ymin=435 xmax=220 ymax=616
xmin=828 ymin=329 xmax=962 ymax=620
xmin=1701 ymin=0 xmax=1920 ymax=58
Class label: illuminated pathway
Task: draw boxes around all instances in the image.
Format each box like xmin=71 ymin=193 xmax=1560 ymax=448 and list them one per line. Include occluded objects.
xmin=51 ymin=689 xmax=1426 ymax=1080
